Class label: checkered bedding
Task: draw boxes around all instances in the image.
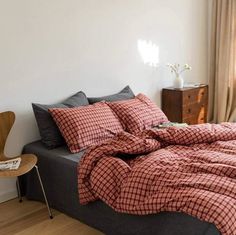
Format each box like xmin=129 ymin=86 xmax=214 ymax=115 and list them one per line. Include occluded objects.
xmin=78 ymin=123 xmax=236 ymax=235
xmin=107 ymin=93 xmax=168 ymax=134
xmin=49 ymin=102 xmax=123 ymax=153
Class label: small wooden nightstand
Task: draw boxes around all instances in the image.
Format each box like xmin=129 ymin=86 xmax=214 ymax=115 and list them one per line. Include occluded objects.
xmin=162 ymin=85 xmax=208 ymax=125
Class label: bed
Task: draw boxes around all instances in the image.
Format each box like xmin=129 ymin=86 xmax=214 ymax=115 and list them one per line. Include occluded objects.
xmin=24 ymin=87 xmax=236 ymax=235
xmin=21 ymin=140 xmax=220 ymax=235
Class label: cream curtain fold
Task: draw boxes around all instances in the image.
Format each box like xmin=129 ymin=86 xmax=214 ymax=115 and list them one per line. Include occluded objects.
xmin=209 ymin=0 xmax=236 ymax=123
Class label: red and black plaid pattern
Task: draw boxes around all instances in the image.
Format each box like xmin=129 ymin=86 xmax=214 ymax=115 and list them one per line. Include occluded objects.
xmin=78 ymin=123 xmax=236 ymax=235
xmin=49 ymin=102 xmax=123 ymax=153
xmin=107 ymin=93 xmax=168 ymax=134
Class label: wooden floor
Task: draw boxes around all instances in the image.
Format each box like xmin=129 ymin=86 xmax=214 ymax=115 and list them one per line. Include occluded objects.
xmin=0 ymin=198 xmax=104 ymax=235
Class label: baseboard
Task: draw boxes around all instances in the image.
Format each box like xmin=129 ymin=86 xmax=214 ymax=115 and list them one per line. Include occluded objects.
xmin=0 ymin=190 xmax=17 ymax=203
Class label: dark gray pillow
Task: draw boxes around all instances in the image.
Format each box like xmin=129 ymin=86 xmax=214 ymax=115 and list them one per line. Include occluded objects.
xmin=88 ymin=86 xmax=135 ymax=104
xmin=32 ymin=91 xmax=89 ymax=149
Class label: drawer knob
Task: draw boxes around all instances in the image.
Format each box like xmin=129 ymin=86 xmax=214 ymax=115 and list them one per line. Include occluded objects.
xmin=188 ymin=95 xmax=191 ymax=99
xmin=201 ymin=92 xmax=204 ymax=96
xmin=188 ymin=109 xmax=191 ymax=113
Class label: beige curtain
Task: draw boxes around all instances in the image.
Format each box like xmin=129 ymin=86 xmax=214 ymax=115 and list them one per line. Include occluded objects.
xmin=209 ymin=0 xmax=236 ymax=123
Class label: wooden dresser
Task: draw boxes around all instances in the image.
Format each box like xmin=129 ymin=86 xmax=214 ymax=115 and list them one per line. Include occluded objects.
xmin=162 ymin=85 xmax=208 ymax=125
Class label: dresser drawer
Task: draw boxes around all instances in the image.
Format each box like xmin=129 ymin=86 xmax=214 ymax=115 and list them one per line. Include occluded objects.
xmin=182 ymin=87 xmax=207 ymax=105
xmin=182 ymin=103 xmax=207 ymax=119
xmin=183 ymin=112 xmax=205 ymax=125
xmin=183 ymin=109 xmax=207 ymax=125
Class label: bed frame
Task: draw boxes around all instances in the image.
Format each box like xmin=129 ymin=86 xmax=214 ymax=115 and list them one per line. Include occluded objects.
xmin=20 ymin=141 xmax=220 ymax=235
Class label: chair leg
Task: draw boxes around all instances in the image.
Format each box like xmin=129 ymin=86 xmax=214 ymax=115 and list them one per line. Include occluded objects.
xmin=16 ymin=177 xmax=22 ymax=203
xmin=35 ymin=165 xmax=53 ymax=219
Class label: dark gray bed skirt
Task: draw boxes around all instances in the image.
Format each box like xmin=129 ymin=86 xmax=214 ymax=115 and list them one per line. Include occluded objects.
xmin=20 ymin=141 xmax=220 ymax=235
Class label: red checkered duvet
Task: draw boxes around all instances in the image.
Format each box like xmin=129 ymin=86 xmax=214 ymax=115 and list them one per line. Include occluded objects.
xmin=78 ymin=123 xmax=236 ymax=235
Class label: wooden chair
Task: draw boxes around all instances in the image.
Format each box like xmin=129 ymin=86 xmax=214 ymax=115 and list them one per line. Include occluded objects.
xmin=0 ymin=111 xmax=53 ymax=219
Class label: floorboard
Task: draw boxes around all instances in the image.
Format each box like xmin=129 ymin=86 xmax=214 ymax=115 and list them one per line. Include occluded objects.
xmin=0 ymin=198 xmax=104 ymax=235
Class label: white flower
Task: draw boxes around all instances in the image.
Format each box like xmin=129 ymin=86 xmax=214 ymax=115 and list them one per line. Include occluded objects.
xmin=167 ymin=63 xmax=191 ymax=77
xmin=184 ymin=64 xmax=191 ymax=70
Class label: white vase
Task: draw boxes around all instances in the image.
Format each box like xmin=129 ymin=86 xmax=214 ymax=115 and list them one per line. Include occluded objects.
xmin=174 ymin=75 xmax=184 ymax=89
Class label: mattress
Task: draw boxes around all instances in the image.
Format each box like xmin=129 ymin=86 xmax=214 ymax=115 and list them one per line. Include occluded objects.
xmin=21 ymin=141 xmax=220 ymax=235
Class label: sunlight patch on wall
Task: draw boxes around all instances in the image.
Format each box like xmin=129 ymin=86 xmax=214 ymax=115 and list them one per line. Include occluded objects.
xmin=137 ymin=39 xmax=159 ymax=67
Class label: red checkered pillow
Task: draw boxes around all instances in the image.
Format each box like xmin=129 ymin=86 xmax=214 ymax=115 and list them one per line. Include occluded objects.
xmin=49 ymin=102 xmax=123 ymax=153
xmin=107 ymin=93 xmax=168 ymax=134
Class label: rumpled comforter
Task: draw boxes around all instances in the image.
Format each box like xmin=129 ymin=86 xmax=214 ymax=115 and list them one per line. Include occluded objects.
xmin=78 ymin=123 xmax=236 ymax=235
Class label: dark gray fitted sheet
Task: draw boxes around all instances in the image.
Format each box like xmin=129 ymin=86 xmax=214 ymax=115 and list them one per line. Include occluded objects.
xmin=21 ymin=141 xmax=220 ymax=235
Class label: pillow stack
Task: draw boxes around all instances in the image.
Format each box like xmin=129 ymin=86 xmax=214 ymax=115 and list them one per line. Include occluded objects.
xmin=32 ymin=86 xmax=168 ymax=153
xmin=32 ymin=91 xmax=89 ymax=149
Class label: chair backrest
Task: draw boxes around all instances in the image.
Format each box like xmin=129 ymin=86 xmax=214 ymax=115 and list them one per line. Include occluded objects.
xmin=0 ymin=111 xmax=15 ymax=160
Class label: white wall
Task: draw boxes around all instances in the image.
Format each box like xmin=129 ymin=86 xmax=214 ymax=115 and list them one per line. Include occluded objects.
xmin=0 ymin=0 xmax=208 ymax=202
